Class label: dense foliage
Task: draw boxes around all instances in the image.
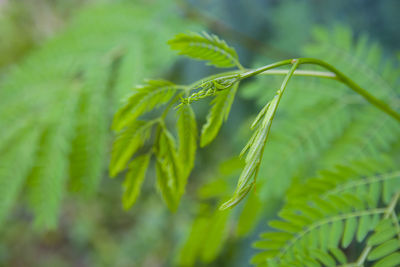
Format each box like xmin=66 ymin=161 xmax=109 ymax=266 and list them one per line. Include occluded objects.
xmin=0 ymin=1 xmax=399 ymax=266
xmin=111 ymin=29 xmax=400 ymax=266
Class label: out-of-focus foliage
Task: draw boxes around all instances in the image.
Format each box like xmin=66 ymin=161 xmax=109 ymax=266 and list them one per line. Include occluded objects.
xmin=253 ymin=158 xmax=400 ymax=266
xmin=0 ymin=0 xmax=199 ymax=229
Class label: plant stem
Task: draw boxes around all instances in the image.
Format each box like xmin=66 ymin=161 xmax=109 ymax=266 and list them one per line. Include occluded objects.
xmin=239 ymin=58 xmax=400 ymax=123
xmin=298 ymin=58 xmax=400 ymax=123
xmin=258 ymin=69 xmax=337 ymax=79
xmin=240 ymin=59 xmax=293 ymax=79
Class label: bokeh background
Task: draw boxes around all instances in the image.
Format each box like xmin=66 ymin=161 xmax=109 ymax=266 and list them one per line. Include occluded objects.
xmin=0 ymin=0 xmax=399 ymax=266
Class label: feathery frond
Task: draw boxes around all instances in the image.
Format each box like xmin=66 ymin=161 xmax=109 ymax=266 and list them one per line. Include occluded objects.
xmin=0 ymin=1 xmax=198 ymax=228
xmin=168 ymin=32 xmax=241 ymax=68
xmin=253 ymin=159 xmax=400 ymax=266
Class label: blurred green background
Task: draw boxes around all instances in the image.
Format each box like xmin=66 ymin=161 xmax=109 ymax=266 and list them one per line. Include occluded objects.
xmin=0 ymin=0 xmax=399 ymax=266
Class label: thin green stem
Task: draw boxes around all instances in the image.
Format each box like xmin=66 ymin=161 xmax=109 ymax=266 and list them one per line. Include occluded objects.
xmin=258 ymin=69 xmax=337 ymax=79
xmin=240 ymin=59 xmax=293 ymax=79
xmin=238 ymin=58 xmax=400 ymax=123
xmin=297 ymin=58 xmax=400 ymax=123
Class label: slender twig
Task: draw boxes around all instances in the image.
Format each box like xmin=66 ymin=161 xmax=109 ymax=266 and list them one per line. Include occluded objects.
xmin=258 ymin=69 xmax=337 ymax=79
xmin=238 ymin=58 xmax=400 ymax=123
xmin=298 ymin=58 xmax=400 ymax=123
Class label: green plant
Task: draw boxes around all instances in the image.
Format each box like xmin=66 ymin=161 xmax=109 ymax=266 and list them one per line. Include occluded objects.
xmin=0 ymin=0 xmax=198 ymax=229
xmin=111 ymin=30 xmax=400 ymax=266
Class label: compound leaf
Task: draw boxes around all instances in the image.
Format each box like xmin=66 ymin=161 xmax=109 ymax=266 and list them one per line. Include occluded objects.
xmin=168 ymin=32 xmax=240 ymax=68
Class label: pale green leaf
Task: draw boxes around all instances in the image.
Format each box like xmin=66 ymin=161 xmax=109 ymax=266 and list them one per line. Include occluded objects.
xmin=122 ymin=154 xmax=151 ymax=210
xmin=219 ymin=182 xmax=253 ymax=210
xmin=0 ymin=129 xmax=40 ymax=226
xmin=155 ymin=157 xmax=178 ymax=211
xmin=110 ymin=120 xmax=154 ymax=177
xmin=156 ymin=128 xmax=183 ymax=189
xmin=177 ymin=217 xmax=208 ymax=266
xmin=201 ymin=210 xmax=231 ymax=262
xmin=112 ymin=80 xmax=177 ymax=131
xmin=200 ymin=82 xmax=238 ymax=147
xmin=177 ymin=103 xmax=197 ymax=185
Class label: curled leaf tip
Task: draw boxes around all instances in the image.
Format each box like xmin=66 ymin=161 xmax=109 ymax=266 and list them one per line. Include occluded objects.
xmin=219 ymin=182 xmax=254 ymax=210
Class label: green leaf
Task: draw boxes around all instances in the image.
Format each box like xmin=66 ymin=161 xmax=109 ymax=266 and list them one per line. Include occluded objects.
xmin=168 ymin=32 xmax=240 ymax=68
xmin=222 ymin=94 xmax=280 ymax=210
xmin=268 ymin=220 xmax=302 ymax=233
xmin=122 ymin=154 xmax=151 ymax=210
xmin=155 ymin=127 xmax=182 ymax=211
xmin=330 ymin=247 xmax=347 ymax=264
xmin=342 ymin=216 xmax=357 ymax=248
xmin=260 ymin=232 xmax=293 ymax=242
xmin=251 ymin=101 xmax=270 ymax=130
xmin=219 ymin=182 xmax=254 ymax=210
xmin=112 ymin=80 xmax=177 ymax=131
xmin=176 ymin=104 xmax=197 ymax=185
xmin=237 ymin=191 xmax=264 ymax=237
xmin=177 ymin=217 xmax=208 ymax=266
xmin=200 ymin=82 xmax=238 ymax=147
xmin=253 ymin=239 xmax=285 ymax=250
xmin=155 ymin=157 xmax=178 ymax=211
xmin=310 ymin=249 xmax=336 ymax=266
xmin=357 ymin=215 xmax=371 ymax=242
xmin=201 ymin=210 xmax=231 ymax=262
xmin=328 ymin=220 xmax=343 ymax=248
xmin=373 ymin=252 xmax=400 ymax=267
xmin=0 ymin=129 xmax=40 ymax=226
xmin=157 ymin=128 xmax=183 ymax=188
xmin=368 ymin=239 xmax=400 ymax=261
xmin=27 ymin=93 xmax=79 ymax=229
xmin=368 ymin=224 xmax=397 ymax=246
xmin=110 ymin=120 xmax=154 ymax=177
xmin=319 ymin=224 xmax=329 ymax=251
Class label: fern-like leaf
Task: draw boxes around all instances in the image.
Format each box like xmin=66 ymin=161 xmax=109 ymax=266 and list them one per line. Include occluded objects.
xmin=168 ymin=32 xmax=241 ymax=68
xmin=253 ymin=159 xmax=400 ymax=266
xmin=27 ymin=92 xmax=79 ymax=228
xmin=0 ymin=0 xmax=197 ymax=228
xmin=112 ymin=80 xmax=179 ymax=131
xmin=110 ymin=120 xmax=155 ymax=177
xmin=221 ymin=91 xmax=282 ymax=210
